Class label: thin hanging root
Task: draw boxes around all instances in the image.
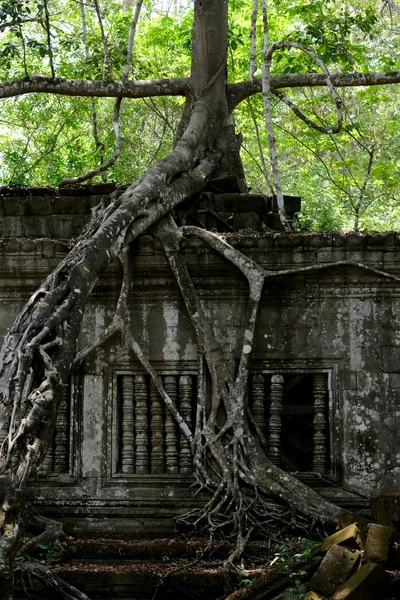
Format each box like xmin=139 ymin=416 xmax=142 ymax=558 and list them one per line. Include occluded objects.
xmin=130 ymin=337 xmax=192 ymax=441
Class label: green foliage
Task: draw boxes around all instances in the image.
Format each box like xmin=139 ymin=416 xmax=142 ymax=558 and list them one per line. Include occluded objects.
xmin=262 ymin=538 xmax=320 ymax=599
xmin=39 ymin=540 xmax=60 ymax=560
xmin=0 ymin=0 xmax=400 ymax=231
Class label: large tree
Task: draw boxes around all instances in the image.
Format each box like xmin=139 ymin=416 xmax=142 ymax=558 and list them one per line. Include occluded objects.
xmin=1 ymin=0 xmax=400 ymax=597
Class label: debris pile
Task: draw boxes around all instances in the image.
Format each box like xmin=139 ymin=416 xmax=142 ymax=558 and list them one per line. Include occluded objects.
xmin=226 ymin=522 xmax=399 ymax=600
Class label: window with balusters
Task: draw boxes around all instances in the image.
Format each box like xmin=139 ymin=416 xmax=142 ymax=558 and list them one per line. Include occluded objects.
xmin=116 ymin=372 xmax=196 ymax=476
xmin=34 ymin=374 xmax=80 ymax=477
xmin=112 ymin=369 xmax=331 ymax=480
xmin=249 ymin=372 xmax=330 ymax=474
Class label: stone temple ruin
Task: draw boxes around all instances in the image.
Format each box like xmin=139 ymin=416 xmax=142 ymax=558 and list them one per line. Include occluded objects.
xmin=0 ymin=182 xmax=399 ymax=537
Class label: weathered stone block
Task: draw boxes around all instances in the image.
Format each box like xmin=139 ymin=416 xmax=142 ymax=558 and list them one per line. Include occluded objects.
xmin=19 ymin=238 xmax=37 ymax=254
xmin=25 ymin=196 xmax=54 ymax=215
xmin=54 ymin=196 xmax=83 ymax=214
xmin=4 ymin=239 xmax=20 ymax=254
xmin=361 ymin=347 xmax=382 ymax=371
xmin=383 ymin=251 xmax=398 ymax=266
xmin=241 ymin=235 xmax=257 ymax=248
xmin=2 ymin=197 xmax=26 ymax=215
xmin=321 ymin=523 xmax=366 ymax=551
xmin=274 ymin=233 xmax=304 ymax=252
xmin=42 ymin=240 xmax=55 ymax=258
xmin=389 ymin=373 xmax=400 ymax=389
xmin=22 ymin=216 xmax=50 ymax=237
xmin=364 ymin=523 xmax=393 ymax=564
xmin=256 ymin=234 xmax=274 ymax=250
xmin=317 ymin=250 xmax=346 ymax=263
xmin=232 ymin=212 xmax=260 ymax=230
xmin=342 ymin=232 xmax=366 ymax=250
xmin=330 ymin=562 xmax=392 ymax=600
xmin=383 ymin=346 xmax=400 ymax=372
xmin=332 ymin=232 xmax=346 ymax=248
xmin=371 ymin=492 xmax=400 ymax=521
xmin=2 ymin=216 xmax=23 ymax=237
xmin=339 ymin=371 xmax=357 ymax=390
xmin=309 ymin=545 xmax=360 ymax=597
xmin=366 ymin=232 xmax=396 ymax=251
xmin=303 ymin=232 xmax=332 ymax=250
xmin=348 ymin=250 xmax=383 ymax=265
xmin=47 ymin=215 xmax=74 ymax=238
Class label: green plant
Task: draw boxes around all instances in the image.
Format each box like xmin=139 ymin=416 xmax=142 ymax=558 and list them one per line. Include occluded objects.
xmin=239 ymin=578 xmax=251 ymax=587
xmin=39 ymin=540 xmax=60 ymax=561
xmin=161 ymin=555 xmax=170 ymax=562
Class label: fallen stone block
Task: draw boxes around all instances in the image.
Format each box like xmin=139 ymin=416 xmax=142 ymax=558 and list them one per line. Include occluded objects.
xmin=321 ymin=523 xmax=366 ymax=551
xmin=309 ymin=545 xmax=360 ymax=597
xmin=224 ymin=547 xmax=324 ymax=600
xmin=364 ymin=523 xmax=393 ymax=564
xmin=330 ymin=562 xmax=392 ymax=600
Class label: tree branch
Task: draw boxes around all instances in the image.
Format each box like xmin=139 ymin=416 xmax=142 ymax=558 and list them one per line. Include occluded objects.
xmin=0 ymin=76 xmax=188 ymax=100
xmin=383 ymin=0 xmax=400 ymax=16
xmin=228 ymin=70 xmax=400 ymax=109
xmin=2 ymin=70 xmax=400 ymax=103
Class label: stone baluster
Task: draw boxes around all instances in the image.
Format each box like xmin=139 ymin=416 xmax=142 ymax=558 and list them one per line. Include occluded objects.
xmin=41 ymin=445 xmax=54 ymax=472
xmin=313 ymin=373 xmax=328 ymax=474
xmin=251 ymin=374 xmax=266 ymax=436
xmin=0 ymin=420 xmax=8 ymax=448
xmin=268 ymin=374 xmax=284 ymax=466
xmin=164 ymin=376 xmax=179 ymax=474
xmin=54 ymin=385 xmax=70 ymax=473
xmin=179 ymin=375 xmax=193 ymax=474
xmin=134 ymin=375 xmax=149 ymax=474
xmin=150 ymin=381 xmax=164 ymax=474
xmin=121 ymin=375 xmax=135 ymax=473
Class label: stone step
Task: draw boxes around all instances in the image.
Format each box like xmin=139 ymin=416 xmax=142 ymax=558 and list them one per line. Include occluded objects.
xmin=68 ymin=537 xmax=273 ymax=561
xmin=18 ymin=557 xmax=260 ymax=599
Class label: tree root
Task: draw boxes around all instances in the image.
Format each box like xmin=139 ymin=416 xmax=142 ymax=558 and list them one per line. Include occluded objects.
xmin=19 ymin=510 xmax=66 ymax=561
xmin=15 ymin=561 xmax=91 ymax=600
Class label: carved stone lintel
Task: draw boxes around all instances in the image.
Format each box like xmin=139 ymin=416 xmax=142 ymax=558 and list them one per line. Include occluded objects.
xmin=251 ymin=374 xmax=266 ymax=437
xmin=121 ymin=375 xmax=135 ymax=474
xmin=179 ymin=375 xmax=193 ymax=474
xmin=164 ymin=375 xmax=179 ymax=474
xmin=313 ymin=373 xmax=328 ymax=474
xmin=135 ymin=375 xmax=149 ymax=474
xmin=150 ymin=381 xmax=164 ymax=474
xmin=268 ymin=374 xmax=284 ymax=466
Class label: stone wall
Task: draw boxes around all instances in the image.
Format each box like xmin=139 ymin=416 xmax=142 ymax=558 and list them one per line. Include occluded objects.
xmin=1 ymin=185 xmax=400 ymax=534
